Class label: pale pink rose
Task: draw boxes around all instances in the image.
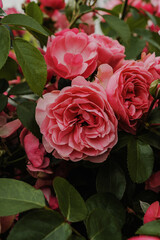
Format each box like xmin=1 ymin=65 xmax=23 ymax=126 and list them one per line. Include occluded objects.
xmin=143 ymin=201 xmax=160 ymax=224
xmin=36 ymin=77 xmax=118 ymax=162
xmin=0 ymin=119 xmax=21 ymax=138
xmin=79 ymin=12 xmax=95 ymax=35
xmin=39 ymin=0 xmax=65 ymax=10
xmin=141 ymin=53 xmax=160 ymax=80
xmin=96 ymin=64 xmax=113 ymax=89
xmin=145 ymin=171 xmax=160 ymax=193
xmin=90 ymin=34 xmax=125 ymax=69
xmin=0 ymin=0 xmax=3 ymax=8
xmin=128 ymin=236 xmax=160 ymax=240
xmin=44 ymin=29 xmax=98 ymax=80
xmin=20 ymin=128 xmax=52 ymax=173
xmin=105 ymin=61 xmax=154 ymax=134
xmin=52 ymin=10 xmax=69 ymax=31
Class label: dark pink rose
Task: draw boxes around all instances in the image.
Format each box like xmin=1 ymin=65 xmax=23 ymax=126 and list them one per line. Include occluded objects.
xmin=44 ymin=29 xmax=98 ymax=80
xmin=105 ymin=61 xmax=154 ymax=134
xmin=90 ymin=34 xmax=125 ymax=69
xmin=143 ymin=201 xmax=160 ymax=224
xmin=20 ymin=128 xmax=52 ymax=173
xmin=39 ymin=0 xmax=65 ymax=10
xmin=128 ymin=236 xmax=160 ymax=240
xmin=145 ymin=171 xmax=160 ymax=193
xmin=0 ymin=0 xmax=3 ymax=8
xmin=36 ymin=77 xmax=118 ymax=162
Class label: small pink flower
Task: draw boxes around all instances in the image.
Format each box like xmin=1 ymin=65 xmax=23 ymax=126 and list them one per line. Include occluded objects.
xmin=128 ymin=236 xmax=160 ymax=240
xmin=79 ymin=12 xmax=95 ymax=35
xmin=145 ymin=171 xmax=160 ymax=193
xmin=36 ymin=76 xmax=118 ymax=162
xmin=40 ymin=0 xmax=65 ymax=10
xmin=105 ymin=60 xmax=154 ymax=134
xmin=0 ymin=119 xmax=21 ymax=138
xmin=90 ymin=34 xmax=125 ymax=69
xmin=44 ymin=29 xmax=98 ymax=80
xmin=20 ymin=128 xmax=52 ymax=173
xmin=143 ymin=201 xmax=160 ymax=224
xmin=0 ymin=0 xmax=3 ymax=8
xmin=52 ymin=10 xmax=69 ymax=31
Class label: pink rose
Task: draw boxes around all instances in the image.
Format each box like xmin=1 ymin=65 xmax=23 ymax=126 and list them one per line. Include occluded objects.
xmin=39 ymin=0 xmax=65 ymax=10
xmin=141 ymin=53 xmax=160 ymax=81
xmin=128 ymin=236 xmax=160 ymax=240
xmin=143 ymin=201 xmax=160 ymax=224
xmin=79 ymin=12 xmax=95 ymax=35
xmin=36 ymin=77 xmax=118 ymax=162
xmin=20 ymin=128 xmax=52 ymax=173
xmin=105 ymin=61 xmax=154 ymax=134
xmin=145 ymin=171 xmax=160 ymax=193
xmin=0 ymin=0 xmax=2 ymax=8
xmin=0 ymin=119 xmax=21 ymax=138
xmin=90 ymin=34 xmax=125 ymax=69
xmin=52 ymin=10 xmax=69 ymax=31
xmin=44 ymin=29 xmax=98 ymax=80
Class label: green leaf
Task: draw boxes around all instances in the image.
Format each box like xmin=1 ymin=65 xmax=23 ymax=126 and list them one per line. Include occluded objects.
xmin=140 ymin=201 xmax=150 ymax=214
xmin=8 ymin=82 xmax=33 ymax=96
xmin=127 ymin=15 xmax=147 ymax=32
xmin=13 ymin=38 xmax=47 ymax=96
xmin=17 ymin=101 xmax=41 ymax=139
xmin=138 ymin=132 xmax=160 ymax=150
xmin=0 ymin=57 xmax=18 ymax=81
xmin=1 ymin=14 xmax=48 ymax=36
xmin=0 ymin=94 xmax=8 ymax=112
xmin=0 ymin=178 xmax=46 ymax=216
xmin=0 ymin=8 xmax=6 ymax=17
xmin=86 ymin=193 xmax=125 ymax=228
xmin=26 ymin=2 xmax=43 ymax=24
xmin=136 ymin=220 xmax=160 ymax=237
xmin=79 ymin=5 xmax=92 ymax=14
xmin=69 ymin=236 xmax=86 ymax=240
xmin=53 ymin=177 xmax=87 ymax=222
xmin=7 ymin=209 xmax=72 ymax=240
xmin=0 ymin=25 xmax=10 ymax=70
xmin=86 ymin=208 xmax=122 ymax=240
xmin=103 ymin=15 xmax=131 ymax=43
xmin=124 ymin=35 xmax=146 ymax=59
xmin=127 ymin=137 xmax=154 ymax=183
xmin=96 ymin=160 xmax=126 ymax=200
xmin=0 ymin=78 xmax=9 ymax=93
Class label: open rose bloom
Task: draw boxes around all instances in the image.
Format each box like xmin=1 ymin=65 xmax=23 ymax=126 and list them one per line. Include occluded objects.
xmin=36 ymin=77 xmax=118 ymax=162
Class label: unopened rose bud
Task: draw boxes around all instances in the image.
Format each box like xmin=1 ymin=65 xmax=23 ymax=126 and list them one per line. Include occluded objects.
xmin=149 ymin=79 xmax=160 ymax=99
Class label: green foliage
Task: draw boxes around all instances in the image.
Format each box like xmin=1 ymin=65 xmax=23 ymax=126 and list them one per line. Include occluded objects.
xmin=85 ymin=208 xmax=122 ymax=240
xmin=0 ymin=94 xmax=8 ymax=112
xmin=86 ymin=193 xmax=125 ymax=228
xmin=17 ymin=101 xmax=41 ymax=138
xmin=0 ymin=178 xmax=46 ymax=216
xmin=1 ymin=14 xmax=48 ymax=36
xmin=0 ymin=25 xmax=10 ymax=70
xmin=53 ymin=177 xmax=88 ymax=222
xmin=124 ymin=36 xmax=146 ymax=59
xmin=96 ymin=160 xmax=126 ymax=200
xmin=136 ymin=220 xmax=160 ymax=237
xmin=0 ymin=78 xmax=9 ymax=94
xmin=102 ymin=15 xmax=131 ymax=43
xmin=127 ymin=137 xmax=154 ymax=183
xmin=7 ymin=209 xmax=72 ymax=240
xmin=26 ymin=2 xmax=43 ymax=24
xmin=8 ymin=82 xmax=33 ymax=96
xmin=0 ymin=57 xmax=18 ymax=81
xmin=13 ymin=38 xmax=47 ymax=96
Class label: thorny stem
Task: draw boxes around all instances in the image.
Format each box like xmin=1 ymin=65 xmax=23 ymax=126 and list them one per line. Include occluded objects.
xmin=121 ymin=0 xmax=128 ymax=20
